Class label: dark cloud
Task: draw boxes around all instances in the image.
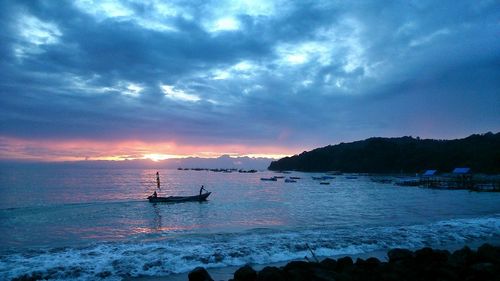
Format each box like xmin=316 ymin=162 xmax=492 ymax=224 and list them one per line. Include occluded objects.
xmin=0 ymin=0 xmax=498 ymax=156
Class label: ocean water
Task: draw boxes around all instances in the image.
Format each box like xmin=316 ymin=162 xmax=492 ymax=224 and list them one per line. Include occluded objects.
xmin=0 ymin=167 xmax=499 ymax=280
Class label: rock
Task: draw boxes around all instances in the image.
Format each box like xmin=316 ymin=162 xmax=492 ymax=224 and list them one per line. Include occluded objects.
xmin=336 ymin=257 xmax=353 ymax=272
xmin=468 ymin=262 xmax=498 ymax=281
xmin=234 ymin=264 xmax=257 ymax=281
xmin=311 ymin=266 xmax=338 ymax=281
xmin=284 ymin=261 xmax=312 ymax=272
xmin=354 ymin=257 xmax=381 ymax=272
xmin=415 ymin=248 xmax=449 ymax=266
xmin=191 ymin=244 xmax=500 ymax=281
xmin=320 ymin=258 xmax=337 ymax=270
xmin=414 ymin=247 xmax=433 ymax=264
xmin=449 ymin=246 xmax=476 ymax=267
xmin=387 ymin=248 xmax=414 ymax=263
xmin=432 ymin=266 xmax=459 ymax=281
xmin=434 ymin=249 xmax=451 ymax=263
xmin=350 ymin=258 xmax=383 ymax=281
xmin=470 ymin=262 xmax=495 ymax=272
xmin=355 ymin=258 xmax=366 ymax=267
xmin=477 ymin=243 xmax=500 ymax=264
xmin=188 ymin=267 xmax=214 ymax=281
xmin=411 ymin=248 xmax=453 ymax=281
xmin=283 ymin=261 xmax=312 ymax=281
xmin=257 ymin=266 xmax=285 ymax=281
xmin=365 ymin=257 xmax=381 ymax=267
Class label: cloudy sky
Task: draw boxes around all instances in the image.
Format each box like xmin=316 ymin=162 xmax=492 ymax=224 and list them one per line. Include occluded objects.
xmin=0 ymin=0 xmax=498 ymax=161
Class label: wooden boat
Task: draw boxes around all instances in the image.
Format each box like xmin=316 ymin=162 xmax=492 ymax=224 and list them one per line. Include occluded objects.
xmin=261 ymin=177 xmax=277 ymax=181
xmin=148 ymin=192 xmax=211 ymax=203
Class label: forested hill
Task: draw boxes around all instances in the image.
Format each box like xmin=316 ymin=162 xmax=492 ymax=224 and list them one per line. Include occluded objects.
xmin=268 ymin=132 xmax=500 ymax=174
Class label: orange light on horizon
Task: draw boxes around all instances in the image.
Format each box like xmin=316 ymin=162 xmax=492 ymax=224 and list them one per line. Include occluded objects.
xmin=0 ymin=136 xmax=295 ymax=162
xmin=142 ymin=153 xmax=186 ymax=161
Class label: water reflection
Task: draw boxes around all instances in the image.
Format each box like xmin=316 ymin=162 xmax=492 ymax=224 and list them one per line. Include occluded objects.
xmin=2 ymin=168 xmax=500 ymax=251
xmin=152 ymin=203 xmax=162 ymax=231
xmin=144 ymin=201 xmax=212 ymax=234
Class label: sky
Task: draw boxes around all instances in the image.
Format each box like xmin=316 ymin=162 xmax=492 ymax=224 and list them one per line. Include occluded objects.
xmin=0 ymin=0 xmax=499 ymax=162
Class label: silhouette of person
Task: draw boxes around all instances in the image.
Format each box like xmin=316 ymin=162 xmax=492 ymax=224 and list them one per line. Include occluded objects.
xmin=156 ymin=171 xmax=160 ymax=190
xmin=199 ymin=185 xmax=206 ymax=196
xmin=152 ymin=190 xmax=157 ymax=198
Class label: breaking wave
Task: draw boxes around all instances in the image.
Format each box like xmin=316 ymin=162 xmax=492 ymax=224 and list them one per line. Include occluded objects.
xmin=1 ymin=215 xmax=499 ymax=280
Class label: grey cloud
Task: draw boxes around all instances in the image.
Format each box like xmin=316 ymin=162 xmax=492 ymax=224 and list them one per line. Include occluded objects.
xmin=0 ymin=0 xmax=498 ymax=151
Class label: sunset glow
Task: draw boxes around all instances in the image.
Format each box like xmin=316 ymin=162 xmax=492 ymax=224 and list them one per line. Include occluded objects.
xmin=0 ymin=0 xmax=498 ymax=163
xmin=0 ymin=137 xmax=294 ymax=162
xmin=143 ymin=154 xmax=182 ymax=161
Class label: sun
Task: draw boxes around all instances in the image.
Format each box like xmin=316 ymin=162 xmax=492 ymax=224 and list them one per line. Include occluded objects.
xmin=143 ymin=154 xmax=173 ymax=162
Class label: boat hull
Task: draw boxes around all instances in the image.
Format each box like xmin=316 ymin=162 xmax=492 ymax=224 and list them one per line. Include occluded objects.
xmin=260 ymin=178 xmax=277 ymax=181
xmin=148 ymin=192 xmax=211 ymax=203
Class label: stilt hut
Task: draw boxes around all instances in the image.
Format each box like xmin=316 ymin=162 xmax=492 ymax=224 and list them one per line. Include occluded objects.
xmin=452 ymin=167 xmax=472 ymax=189
xmin=421 ymin=169 xmax=438 ymax=187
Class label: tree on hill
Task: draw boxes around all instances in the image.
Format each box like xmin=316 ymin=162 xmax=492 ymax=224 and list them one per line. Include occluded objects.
xmin=268 ymin=132 xmax=500 ymax=174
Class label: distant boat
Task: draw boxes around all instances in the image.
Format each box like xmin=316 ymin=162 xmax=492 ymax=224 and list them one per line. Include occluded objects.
xmin=285 ymin=179 xmax=297 ymax=183
xmin=274 ymin=176 xmax=285 ymax=179
xmin=239 ymin=169 xmax=257 ymax=173
xmin=320 ymin=182 xmax=330 ymax=185
xmin=261 ymin=177 xmax=277 ymax=181
xmin=148 ymin=192 xmax=211 ymax=203
xmin=313 ymin=176 xmax=335 ymax=180
xmin=345 ymin=176 xmax=358 ymax=179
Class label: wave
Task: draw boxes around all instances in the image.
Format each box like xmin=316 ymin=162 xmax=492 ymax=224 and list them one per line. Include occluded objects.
xmin=1 ymin=215 xmax=499 ymax=280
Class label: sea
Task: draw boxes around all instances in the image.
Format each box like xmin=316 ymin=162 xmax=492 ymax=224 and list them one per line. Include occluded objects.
xmin=1 ymin=166 xmax=499 ymax=280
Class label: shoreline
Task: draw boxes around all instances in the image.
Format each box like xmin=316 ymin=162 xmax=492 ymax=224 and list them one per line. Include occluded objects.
xmin=125 ymin=239 xmax=499 ymax=281
xmin=125 ymin=250 xmax=389 ymax=281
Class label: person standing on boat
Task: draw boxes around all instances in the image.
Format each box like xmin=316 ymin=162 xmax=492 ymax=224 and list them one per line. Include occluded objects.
xmin=199 ymin=185 xmax=206 ymax=196
xmin=156 ymin=171 xmax=161 ymax=190
xmin=151 ymin=172 xmax=160 ymax=198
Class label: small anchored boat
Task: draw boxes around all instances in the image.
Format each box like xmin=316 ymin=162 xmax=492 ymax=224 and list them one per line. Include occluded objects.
xmin=148 ymin=192 xmax=211 ymax=203
xmin=260 ymin=177 xmax=277 ymax=181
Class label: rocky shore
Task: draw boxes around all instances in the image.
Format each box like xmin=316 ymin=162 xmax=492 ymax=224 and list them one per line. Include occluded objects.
xmin=188 ymin=244 xmax=500 ymax=281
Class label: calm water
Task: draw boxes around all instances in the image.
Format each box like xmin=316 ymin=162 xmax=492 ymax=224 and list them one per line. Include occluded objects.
xmin=1 ymin=167 xmax=499 ymax=280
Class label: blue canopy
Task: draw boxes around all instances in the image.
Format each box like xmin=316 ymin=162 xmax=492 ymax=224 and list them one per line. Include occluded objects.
xmin=422 ymin=170 xmax=437 ymax=176
xmin=452 ymin=167 xmax=470 ymax=174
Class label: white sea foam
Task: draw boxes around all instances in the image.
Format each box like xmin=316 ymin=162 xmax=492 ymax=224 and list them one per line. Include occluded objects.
xmin=1 ymin=215 xmax=499 ymax=280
